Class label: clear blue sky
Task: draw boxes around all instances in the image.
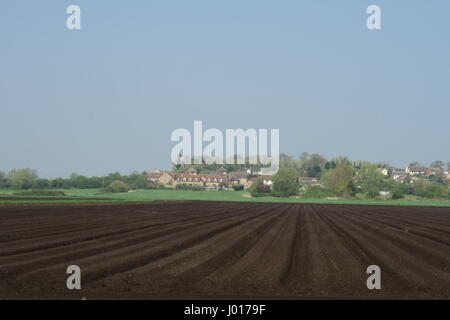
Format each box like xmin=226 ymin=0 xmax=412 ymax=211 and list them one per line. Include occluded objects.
xmin=1 ymin=1 xmax=449 ymax=177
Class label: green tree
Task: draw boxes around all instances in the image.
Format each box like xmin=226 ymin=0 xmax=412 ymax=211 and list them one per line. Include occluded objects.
xmin=299 ymin=152 xmax=310 ymax=162
xmin=104 ymin=180 xmax=129 ymax=193
xmin=7 ymin=169 xmax=38 ymax=190
xmin=391 ymin=188 xmax=405 ymax=200
xmin=324 ymin=160 xmax=337 ymax=170
xmin=272 ymin=168 xmax=299 ymax=197
xmin=299 ymin=153 xmax=326 ymax=178
xmin=302 ymin=185 xmax=332 ymax=198
xmin=355 ymin=163 xmax=385 ymax=194
xmin=365 ymin=187 xmax=380 ymax=199
xmin=430 ymin=160 xmax=445 ymax=169
xmin=321 ymin=164 xmax=356 ymax=197
xmin=0 ymin=171 xmax=9 ymax=188
xmin=280 ymin=153 xmax=297 ymax=170
xmin=412 ymin=179 xmax=449 ymax=199
xmin=33 ymin=179 xmax=50 ymax=189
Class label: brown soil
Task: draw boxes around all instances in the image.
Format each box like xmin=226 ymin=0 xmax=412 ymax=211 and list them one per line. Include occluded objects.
xmin=0 ymin=201 xmax=449 ymax=299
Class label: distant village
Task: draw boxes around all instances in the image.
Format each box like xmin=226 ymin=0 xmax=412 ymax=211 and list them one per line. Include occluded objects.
xmin=3 ymin=155 xmax=448 ymax=200
xmin=146 ymin=164 xmax=450 ymax=190
xmin=148 ymin=167 xmax=267 ymax=190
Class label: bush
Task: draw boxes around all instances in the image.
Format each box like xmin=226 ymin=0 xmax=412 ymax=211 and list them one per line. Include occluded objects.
xmin=302 ymin=186 xmax=333 ymax=198
xmin=175 ymin=183 xmax=189 ymax=190
xmin=250 ymin=192 xmax=276 ymax=197
xmin=33 ymin=179 xmax=50 ymax=189
xmin=272 ymin=168 xmax=299 ymax=197
xmin=249 ymin=177 xmax=271 ymax=197
xmin=13 ymin=190 xmax=66 ymax=197
xmin=104 ymin=181 xmax=129 ymax=193
xmin=232 ymin=184 xmax=244 ymax=191
xmin=175 ymin=184 xmax=204 ymax=191
xmin=147 ymin=182 xmax=166 ymax=190
xmin=412 ymin=179 xmax=449 ymax=199
xmin=191 ymin=185 xmax=205 ymax=191
xmin=366 ymin=188 xmax=380 ymax=199
xmin=391 ymin=189 xmax=405 ymax=200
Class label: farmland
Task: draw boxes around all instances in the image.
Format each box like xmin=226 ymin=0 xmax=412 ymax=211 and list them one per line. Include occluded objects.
xmin=1 ymin=189 xmax=450 ymax=207
xmin=0 ymin=201 xmax=449 ymax=299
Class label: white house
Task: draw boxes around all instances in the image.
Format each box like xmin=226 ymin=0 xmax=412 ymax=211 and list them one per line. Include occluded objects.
xmin=405 ymin=166 xmax=426 ymax=176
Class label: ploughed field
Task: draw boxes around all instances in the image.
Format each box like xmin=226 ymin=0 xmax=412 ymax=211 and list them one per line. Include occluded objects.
xmin=0 ymin=201 xmax=449 ymax=299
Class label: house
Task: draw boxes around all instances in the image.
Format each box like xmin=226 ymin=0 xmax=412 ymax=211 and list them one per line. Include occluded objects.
xmin=185 ymin=167 xmax=198 ymax=175
xmin=249 ymin=175 xmax=273 ymax=187
xmin=391 ymin=168 xmax=408 ymax=182
xmin=148 ymin=171 xmax=176 ymax=185
xmin=228 ymin=172 xmax=249 ymax=186
xmin=395 ymin=176 xmax=410 ymax=183
xmin=405 ymin=166 xmax=426 ymax=176
xmin=262 ymin=176 xmax=273 ymax=186
xmin=148 ymin=166 xmax=238 ymax=189
xmin=201 ymin=174 xmax=228 ymax=189
xmin=445 ymin=172 xmax=450 ymax=184
xmin=228 ymin=176 xmax=240 ymax=185
xmin=216 ymin=167 xmax=227 ymax=175
xmin=377 ymin=168 xmax=389 ymax=176
xmin=246 ymin=168 xmax=261 ymax=175
xmin=166 ymin=172 xmax=229 ymax=189
xmin=172 ymin=173 xmax=203 ymax=187
xmin=147 ymin=170 xmax=163 ymax=183
xmin=425 ymin=167 xmax=444 ymax=177
xmin=299 ymin=177 xmax=322 ymax=187
xmin=159 ymin=172 xmax=175 ymax=185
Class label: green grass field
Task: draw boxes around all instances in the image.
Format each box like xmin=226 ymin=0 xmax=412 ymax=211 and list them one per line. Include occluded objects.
xmin=1 ymin=188 xmax=450 ymax=207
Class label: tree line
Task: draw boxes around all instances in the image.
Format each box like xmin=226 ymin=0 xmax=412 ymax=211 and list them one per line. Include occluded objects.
xmin=2 ymin=153 xmax=449 ymax=200
xmin=247 ymin=153 xmax=450 ymax=200
xmin=0 ymin=169 xmax=153 ymax=191
xmin=280 ymin=152 xmax=450 ymax=178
